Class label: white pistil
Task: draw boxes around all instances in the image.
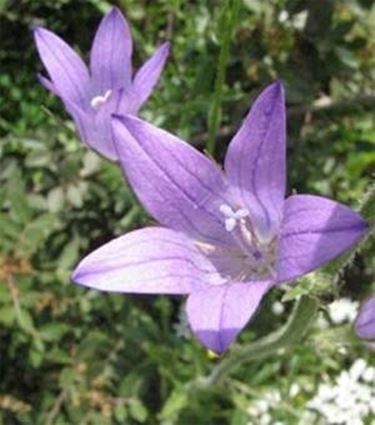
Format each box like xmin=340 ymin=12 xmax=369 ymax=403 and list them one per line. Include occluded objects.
xmin=219 ymin=204 xmax=249 ymax=232
xmin=90 ymin=90 xmax=112 ymax=109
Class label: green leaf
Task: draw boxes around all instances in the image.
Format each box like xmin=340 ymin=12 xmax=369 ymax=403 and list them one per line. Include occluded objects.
xmin=39 ymin=323 xmax=70 ymax=342
xmin=129 ymin=399 xmax=148 ymax=423
xmin=159 ymin=389 xmax=188 ymax=422
xmin=57 ymin=238 xmax=80 ymax=270
xmin=6 ymin=168 xmax=31 ymax=223
xmin=66 ymin=184 xmax=83 ymax=208
xmin=20 ymin=213 xmax=56 ymax=255
xmin=114 ymin=404 xmax=128 ymax=422
xmin=47 ymin=187 xmax=65 ymax=213
xmin=0 ymin=306 xmax=16 ymax=326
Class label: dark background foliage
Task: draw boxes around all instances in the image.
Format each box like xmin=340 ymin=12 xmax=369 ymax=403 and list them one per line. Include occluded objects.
xmin=0 ymin=0 xmax=374 ymax=423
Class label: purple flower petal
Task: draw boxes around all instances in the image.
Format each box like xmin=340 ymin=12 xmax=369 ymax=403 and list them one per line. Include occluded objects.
xmin=90 ymin=7 xmax=132 ymax=93
xmin=111 ymin=115 xmax=236 ymax=247
xmin=355 ymin=296 xmax=375 ymax=341
xmin=277 ymin=194 xmax=368 ymax=282
xmin=64 ymin=89 xmax=136 ymax=160
xmin=37 ymin=73 xmax=59 ymax=96
xmin=33 ymin=27 xmax=91 ymax=107
xmin=186 ymin=280 xmax=272 ymax=354
xmin=224 ymin=82 xmax=286 ymax=243
xmin=132 ymin=42 xmax=170 ymax=107
xmin=72 ymin=227 xmax=224 ymax=294
xmin=91 ymin=89 xmax=128 ymax=160
xmin=61 ymin=98 xmax=95 ymax=150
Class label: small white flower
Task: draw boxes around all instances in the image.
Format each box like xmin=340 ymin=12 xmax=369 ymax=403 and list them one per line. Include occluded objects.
xmin=247 ymin=389 xmax=282 ymax=424
xmin=363 ymin=366 xmax=375 ymax=383
xmin=272 ymin=301 xmax=285 ymax=316
xmin=292 ymin=10 xmax=308 ymax=30
xmin=255 ymin=400 xmax=269 ymax=414
xmin=259 ymin=413 xmax=271 ymax=425
xmin=328 ymin=298 xmax=359 ymax=324
xmin=278 ymin=10 xmax=289 ymax=23
xmin=289 ymin=383 xmax=300 ymax=398
xmin=316 ymin=312 xmax=329 ymax=330
xmin=350 ymin=359 xmax=367 ymax=381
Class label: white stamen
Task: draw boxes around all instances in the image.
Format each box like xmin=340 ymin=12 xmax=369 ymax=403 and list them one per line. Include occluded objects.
xmin=90 ymin=90 xmax=112 ymax=109
xmin=219 ymin=204 xmax=235 ymax=217
xmin=220 ymin=204 xmax=249 ymax=232
xmin=234 ymin=208 xmax=249 ymax=219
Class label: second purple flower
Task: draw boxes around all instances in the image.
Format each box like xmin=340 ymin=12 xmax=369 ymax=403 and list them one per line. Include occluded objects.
xmin=33 ymin=7 xmax=170 ymax=160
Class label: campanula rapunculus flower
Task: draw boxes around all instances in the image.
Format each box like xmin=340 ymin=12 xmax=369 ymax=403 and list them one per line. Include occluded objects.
xmin=33 ymin=7 xmax=170 ymax=160
xmin=72 ymin=82 xmax=368 ymax=354
xmin=355 ymin=296 xmax=375 ymax=343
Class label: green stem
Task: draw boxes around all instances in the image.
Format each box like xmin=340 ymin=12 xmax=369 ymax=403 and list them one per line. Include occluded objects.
xmin=206 ymin=0 xmax=240 ymax=156
xmin=188 ymin=295 xmax=318 ymax=390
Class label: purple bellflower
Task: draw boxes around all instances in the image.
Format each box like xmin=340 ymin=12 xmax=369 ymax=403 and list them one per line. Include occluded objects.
xmin=72 ymin=82 xmax=368 ymax=354
xmin=33 ymin=7 xmax=170 ymax=160
xmin=355 ymin=296 xmax=375 ymax=344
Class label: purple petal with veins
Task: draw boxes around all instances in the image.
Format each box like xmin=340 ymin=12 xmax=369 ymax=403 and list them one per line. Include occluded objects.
xmin=277 ymin=195 xmax=368 ymax=283
xmin=186 ymin=281 xmax=273 ymax=354
xmin=225 ymin=82 xmax=286 ymax=243
xmin=90 ymin=7 xmax=133 ymax=92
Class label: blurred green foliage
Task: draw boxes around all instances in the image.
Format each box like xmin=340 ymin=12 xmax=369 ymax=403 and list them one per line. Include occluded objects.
xmin=0 ymin=0 xmax=374 ymax=424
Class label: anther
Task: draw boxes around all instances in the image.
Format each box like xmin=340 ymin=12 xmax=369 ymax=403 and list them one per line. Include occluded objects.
xmin=219 ymin=204 xmax=249 ymax=232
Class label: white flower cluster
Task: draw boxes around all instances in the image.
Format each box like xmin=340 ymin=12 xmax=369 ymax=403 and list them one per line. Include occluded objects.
xmin=246 ymin=389 xmax=283 ymax=425
xmin=317 ymin=298 xmax=359 ymax=330
xmin=328 ymin=298 xmax=359 ymax=325
xmin=307 ymin=358 xmax=375 ymax=424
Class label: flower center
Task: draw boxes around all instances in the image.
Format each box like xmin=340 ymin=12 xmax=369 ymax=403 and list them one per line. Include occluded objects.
xmin=90 ymin=90 xmax=112 ymax=110
xmin=218 ymin=203 xmax=276 ymax=280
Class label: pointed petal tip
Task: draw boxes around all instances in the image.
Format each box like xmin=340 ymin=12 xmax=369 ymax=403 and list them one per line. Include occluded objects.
xmin=71 ymin=263 xmax=96 ymax=291
xmin=273 ymin=79 xmax=284 ymax=89
xmin=32 ymin=26 xmax=49 ymax=40
xmin=277 ymin=195 xmax=370 ymax=283
xmin=32 ymin=26 xmax=57 ymax=39
xmin=71 ymin=263 xmax=84 ymax=285
xmin=155 ymin=41 xmax=171 ymax=58
xmin=104 ymin=5 xmax=128 ymax=24
xmin=186 ymin=282 xmax=272 ymax=354
xmin=266 ymin=80 xmax=285 ymax=99
xmin=107 ymin=5 xmax=124 ymax=17
xmin=161 ymin=40 xmax=171 ymax=51
xmin=37 ymin=73 xmax=59 ymax=95
xmin=31 ymin=25 xmax=42 ymax=34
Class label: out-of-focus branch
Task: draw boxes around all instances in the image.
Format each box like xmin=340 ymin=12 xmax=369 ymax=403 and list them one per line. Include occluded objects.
xmin=288 ymin=94 xmax=375 ymax=117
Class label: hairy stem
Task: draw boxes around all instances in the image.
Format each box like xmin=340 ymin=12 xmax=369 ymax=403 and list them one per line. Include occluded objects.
xmin=206 ymin=0 xmax=240 ymax=156
xmin=188 ymin=295 xmax=319 ymax=390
